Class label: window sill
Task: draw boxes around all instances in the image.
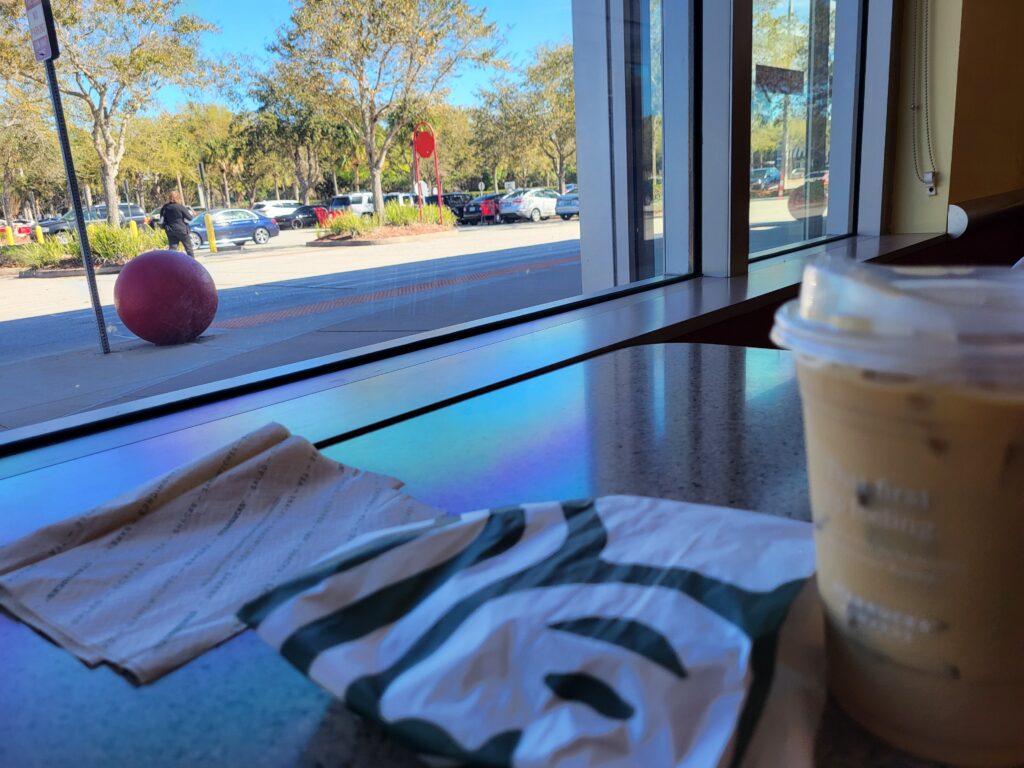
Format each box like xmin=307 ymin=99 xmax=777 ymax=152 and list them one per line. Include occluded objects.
xmin=0 ymin=232 xmax=942 ymax=482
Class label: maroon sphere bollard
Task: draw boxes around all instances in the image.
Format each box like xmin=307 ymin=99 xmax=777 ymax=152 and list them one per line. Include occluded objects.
xmin=114 ymin=250 xmax=218 ymax=345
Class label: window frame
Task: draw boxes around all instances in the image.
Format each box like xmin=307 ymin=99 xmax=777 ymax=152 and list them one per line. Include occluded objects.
xmin=0 ymin=0 xmax=900 ymax=452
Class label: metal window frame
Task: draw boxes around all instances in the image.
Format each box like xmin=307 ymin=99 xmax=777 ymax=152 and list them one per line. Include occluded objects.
xmin=6 ymin=1 xmax=900 ymax=451
xmin=699 ymin=0 xmax=895 ymax=272
xmin=700 ymin=0 xmax=752 ymax=277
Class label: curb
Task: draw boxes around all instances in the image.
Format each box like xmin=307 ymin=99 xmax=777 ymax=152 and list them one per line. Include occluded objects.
xmin=308 ymin=230 xmax=460 ymax=247
xmin=17 ymin=265 xmax=124 ymax=279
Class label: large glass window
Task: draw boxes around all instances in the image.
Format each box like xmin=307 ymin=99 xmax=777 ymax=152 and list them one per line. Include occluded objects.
xmin=0 ymin=0 xmax=687 ymax=432
xmin=749 ymin=0 xmax=837 ymax=256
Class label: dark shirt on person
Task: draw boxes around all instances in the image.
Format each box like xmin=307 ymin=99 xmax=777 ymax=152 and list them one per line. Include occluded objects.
xmin=159 ymin=202 xmax=193 ymax=233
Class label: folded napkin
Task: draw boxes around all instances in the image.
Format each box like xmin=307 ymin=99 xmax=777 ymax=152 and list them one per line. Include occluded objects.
xmin=0 ymin=423 xmax=438 ymax=683
xmin=240 ymin=496 xmax=824 ymax=768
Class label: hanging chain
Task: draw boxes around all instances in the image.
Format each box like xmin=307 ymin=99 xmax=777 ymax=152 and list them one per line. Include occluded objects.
xmin=911 ymin=0 xmax=937 ymax=184
xmin=921 ymin=0 xmax=937 ymax=174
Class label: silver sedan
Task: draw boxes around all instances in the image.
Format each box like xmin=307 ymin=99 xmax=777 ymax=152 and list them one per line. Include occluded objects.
xmin=555 ymin=193 xmax=579 ymax=220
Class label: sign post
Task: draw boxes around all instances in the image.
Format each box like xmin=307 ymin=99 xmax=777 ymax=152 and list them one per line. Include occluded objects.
xmin=26 ymin=0 xmax=110 ymax=354
xmin=412 ymin=123 xmax=444 ymax=225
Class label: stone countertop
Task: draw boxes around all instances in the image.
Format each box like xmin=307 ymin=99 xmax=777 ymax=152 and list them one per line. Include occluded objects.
xmin=0 ymin=344 xmax=942 ymax=767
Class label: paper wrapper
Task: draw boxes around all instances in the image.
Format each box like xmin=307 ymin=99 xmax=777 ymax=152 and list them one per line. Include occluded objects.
xmin=0 ymin=422 xmax=439 ymax=683
xmin=241 ymin=496 xmax=825 ymax=767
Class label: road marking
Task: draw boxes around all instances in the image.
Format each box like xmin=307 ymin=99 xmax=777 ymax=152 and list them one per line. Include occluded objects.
xmin=212 ymin=253 xmax=580 ymax=330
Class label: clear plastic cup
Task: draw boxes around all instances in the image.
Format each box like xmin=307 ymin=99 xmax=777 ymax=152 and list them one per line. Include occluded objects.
xmin=772 ymin=258 xmax=1024 ymax=766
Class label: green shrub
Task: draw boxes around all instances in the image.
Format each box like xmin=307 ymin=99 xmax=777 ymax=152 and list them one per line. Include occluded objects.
xmin=381 ymin=201 xmax=421 ymax=227
xmin=0 ymin=237 xmax=75 ymax=269
xmin=380 ymin=201 xmax=453 ymax=228
xmin=0 ymin=224 xmax=169 ymax=269
xmin=327 ymin=211 xmax=372 ymax=238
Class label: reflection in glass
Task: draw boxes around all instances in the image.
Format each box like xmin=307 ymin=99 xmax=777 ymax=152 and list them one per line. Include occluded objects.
xmin=749 ymin=0 xmax=836 ymax=257
xmin=628 ymin=0 xmax=665 ymax=279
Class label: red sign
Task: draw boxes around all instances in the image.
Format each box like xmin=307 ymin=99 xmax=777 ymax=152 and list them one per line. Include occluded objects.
xmin=25 ymin=0 xmax=59 ymax=62
xmin=414 ymin=131 xmax=435 ymax=159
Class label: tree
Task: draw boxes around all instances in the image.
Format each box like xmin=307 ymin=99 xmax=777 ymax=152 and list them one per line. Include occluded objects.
xmin=0 ymin=84 xmax=62 ymax=221
xmin=525 ymin=44 xmax=576 ymax=193
xmin=271 ymin=0 xmax=501 ymax=216
xmin=0 ymin=0 xmax=213 ymax=225
xmin=472 ymin=79 xmax=537 ymax=192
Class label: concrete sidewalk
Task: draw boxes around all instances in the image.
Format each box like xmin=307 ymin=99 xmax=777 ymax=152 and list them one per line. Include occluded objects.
xmin=0 ymin=227 xmax=583 ymax=432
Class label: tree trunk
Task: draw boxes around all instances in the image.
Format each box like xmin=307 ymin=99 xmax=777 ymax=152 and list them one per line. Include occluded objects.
xmin=0 ymin=175 xmax=11 ymax=230
xmin=221 ymin=170 xmax=231 ymax=207
xmin=84 ymin=183 xmax=94 ymax=209
xmin=492 ymin=166 xmax=499 ymax=193
xmin=557 ymin=157 xmax=566 ymax=194
xmin=176 ymin=173 xmax=184 ymax=203
xmin=365 ymin=138 xmax=385 ymax=219
xmin=353 ymin=163 xmax=360 ymax=191
xmin=100 ymin=163 xmax=121 ymax=226
xmin=331 ymin=168 xmax=339 ymax=195
xmin=292 ymin=180 xmax=299 ymax=198
xmin=274 ymin=178 xmax=280 ymax=198
xmin=29 ymin=190 xmax=39 ymax=223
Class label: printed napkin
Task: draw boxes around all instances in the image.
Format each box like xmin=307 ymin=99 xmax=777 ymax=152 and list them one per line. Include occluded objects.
xmin=0 ymin=422 xmax=438 ymax=682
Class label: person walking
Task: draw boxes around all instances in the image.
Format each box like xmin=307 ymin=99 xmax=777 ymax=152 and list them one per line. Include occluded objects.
xmin=159 ymin=191 xmax=195 ymax=258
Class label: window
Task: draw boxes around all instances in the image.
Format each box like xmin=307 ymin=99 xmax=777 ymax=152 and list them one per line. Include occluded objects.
xmin=0 ymin=0 xmax=887 ymax=438
xmin=749 ymin=0 xmax=859 ymax=258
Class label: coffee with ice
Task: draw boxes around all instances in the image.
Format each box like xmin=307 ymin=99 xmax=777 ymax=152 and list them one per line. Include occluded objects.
xmin=773 ymin=259 xmax=1024 ymax=766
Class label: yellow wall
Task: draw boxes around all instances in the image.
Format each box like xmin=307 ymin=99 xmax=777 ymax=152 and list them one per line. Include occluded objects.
xmin=947 ymin=1 xmax=1024 ymax=203
xmin=889 ymin=0 xmax=962 ymax=233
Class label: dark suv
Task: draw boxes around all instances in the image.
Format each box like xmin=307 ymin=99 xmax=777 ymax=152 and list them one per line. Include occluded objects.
xmin=425 ymin=192 xmax=473 ymax=222
xmin=41 ymin=204 xmax=147 ymax=234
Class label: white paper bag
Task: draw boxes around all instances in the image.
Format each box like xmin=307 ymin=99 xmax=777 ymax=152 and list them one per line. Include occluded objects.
xmin=241 ymin=496 xmax=824 ymax=767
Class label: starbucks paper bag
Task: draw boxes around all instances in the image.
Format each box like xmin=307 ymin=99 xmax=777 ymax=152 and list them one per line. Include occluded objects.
xmin=241 ymin=496 xmax=824 ymax=767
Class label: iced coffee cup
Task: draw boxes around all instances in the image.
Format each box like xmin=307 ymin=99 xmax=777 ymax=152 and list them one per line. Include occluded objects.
xmin=772 ymin=258 xmax=1024 ymax=766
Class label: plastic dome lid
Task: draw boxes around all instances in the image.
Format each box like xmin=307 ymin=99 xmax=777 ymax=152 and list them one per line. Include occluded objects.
xmin=771 ymin=257 xmax=1024 ymax=385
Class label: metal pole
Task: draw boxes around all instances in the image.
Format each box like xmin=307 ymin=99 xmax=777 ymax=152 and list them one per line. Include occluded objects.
xmin=45 ymin=58 xmax=110 ymax=354
xmin=433 ymin=142 xmax=444 ymax=226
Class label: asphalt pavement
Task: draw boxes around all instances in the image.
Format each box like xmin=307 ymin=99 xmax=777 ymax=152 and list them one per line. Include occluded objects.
xmin=0 ymin=227 xmax=583 ymax=429
xmin=0 ymin=199 xmax=813 ymax=430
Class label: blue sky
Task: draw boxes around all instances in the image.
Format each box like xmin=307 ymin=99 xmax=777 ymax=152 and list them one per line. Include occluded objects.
xmin=171 ymin=0 xmax=573 ymax=110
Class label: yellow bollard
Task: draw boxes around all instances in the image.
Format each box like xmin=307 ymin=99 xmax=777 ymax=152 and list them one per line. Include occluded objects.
xmin=35 ymin=225 xmax=44 ymax=244
xmin=129 ymin=219 xmax=139 ymax=239
xmin=3 ymin=225 xmax=13 ymax=246
xmin=204 ymin=213 xmax=217 ymax=254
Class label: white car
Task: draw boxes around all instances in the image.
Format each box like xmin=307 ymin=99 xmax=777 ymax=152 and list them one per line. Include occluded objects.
xmin=497 ymin=188 xmax=560 ymax=223
xmin=328 ymin=192 xmax=375 ymax=217
xmin=252 ymin=199 xmax=301 ymax=218
xmin=383 ymin=192 xmax=416 ymax=207
xmin=556 ymin=192 xmax=579 ymax=220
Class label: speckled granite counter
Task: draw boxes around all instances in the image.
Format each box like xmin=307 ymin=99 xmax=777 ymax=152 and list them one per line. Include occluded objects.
xmin=0 ymin=344 xmax=945 ymax=767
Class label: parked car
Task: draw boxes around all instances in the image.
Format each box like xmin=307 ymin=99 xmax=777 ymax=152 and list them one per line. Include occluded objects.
xmin=273 ymin=205 xmax=322 ymax=230
xmin=252 ymin=200 xmax=301 ymax=218
xmin=749 ymin=167 xmax=781 ymax=195
xmin=787 ymin=170 xmax=829 ymax=219
xmin=459 ymin=193 xmax=504 ymax=225
xmin=188 ymin=208 xmax=280 ymax=250
xmin=425 ymin=192 xmax=473 ymax=221
xmin=555 ymin=192 xmax=579 ymax=220
xmin=0 ymin=219 xmax=34 ymax=243
xmin=497 ymin=188 xmax=560 ymax=222
xmin=41 ymin=204 xmax=146 ymax=234
xmin=328 ymin=192 xmax=374 ymax=217
xmin=145 ymin=206 xmax=204 ymax=229
xmin=383 ymin=192 xmax=416 ymax=207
